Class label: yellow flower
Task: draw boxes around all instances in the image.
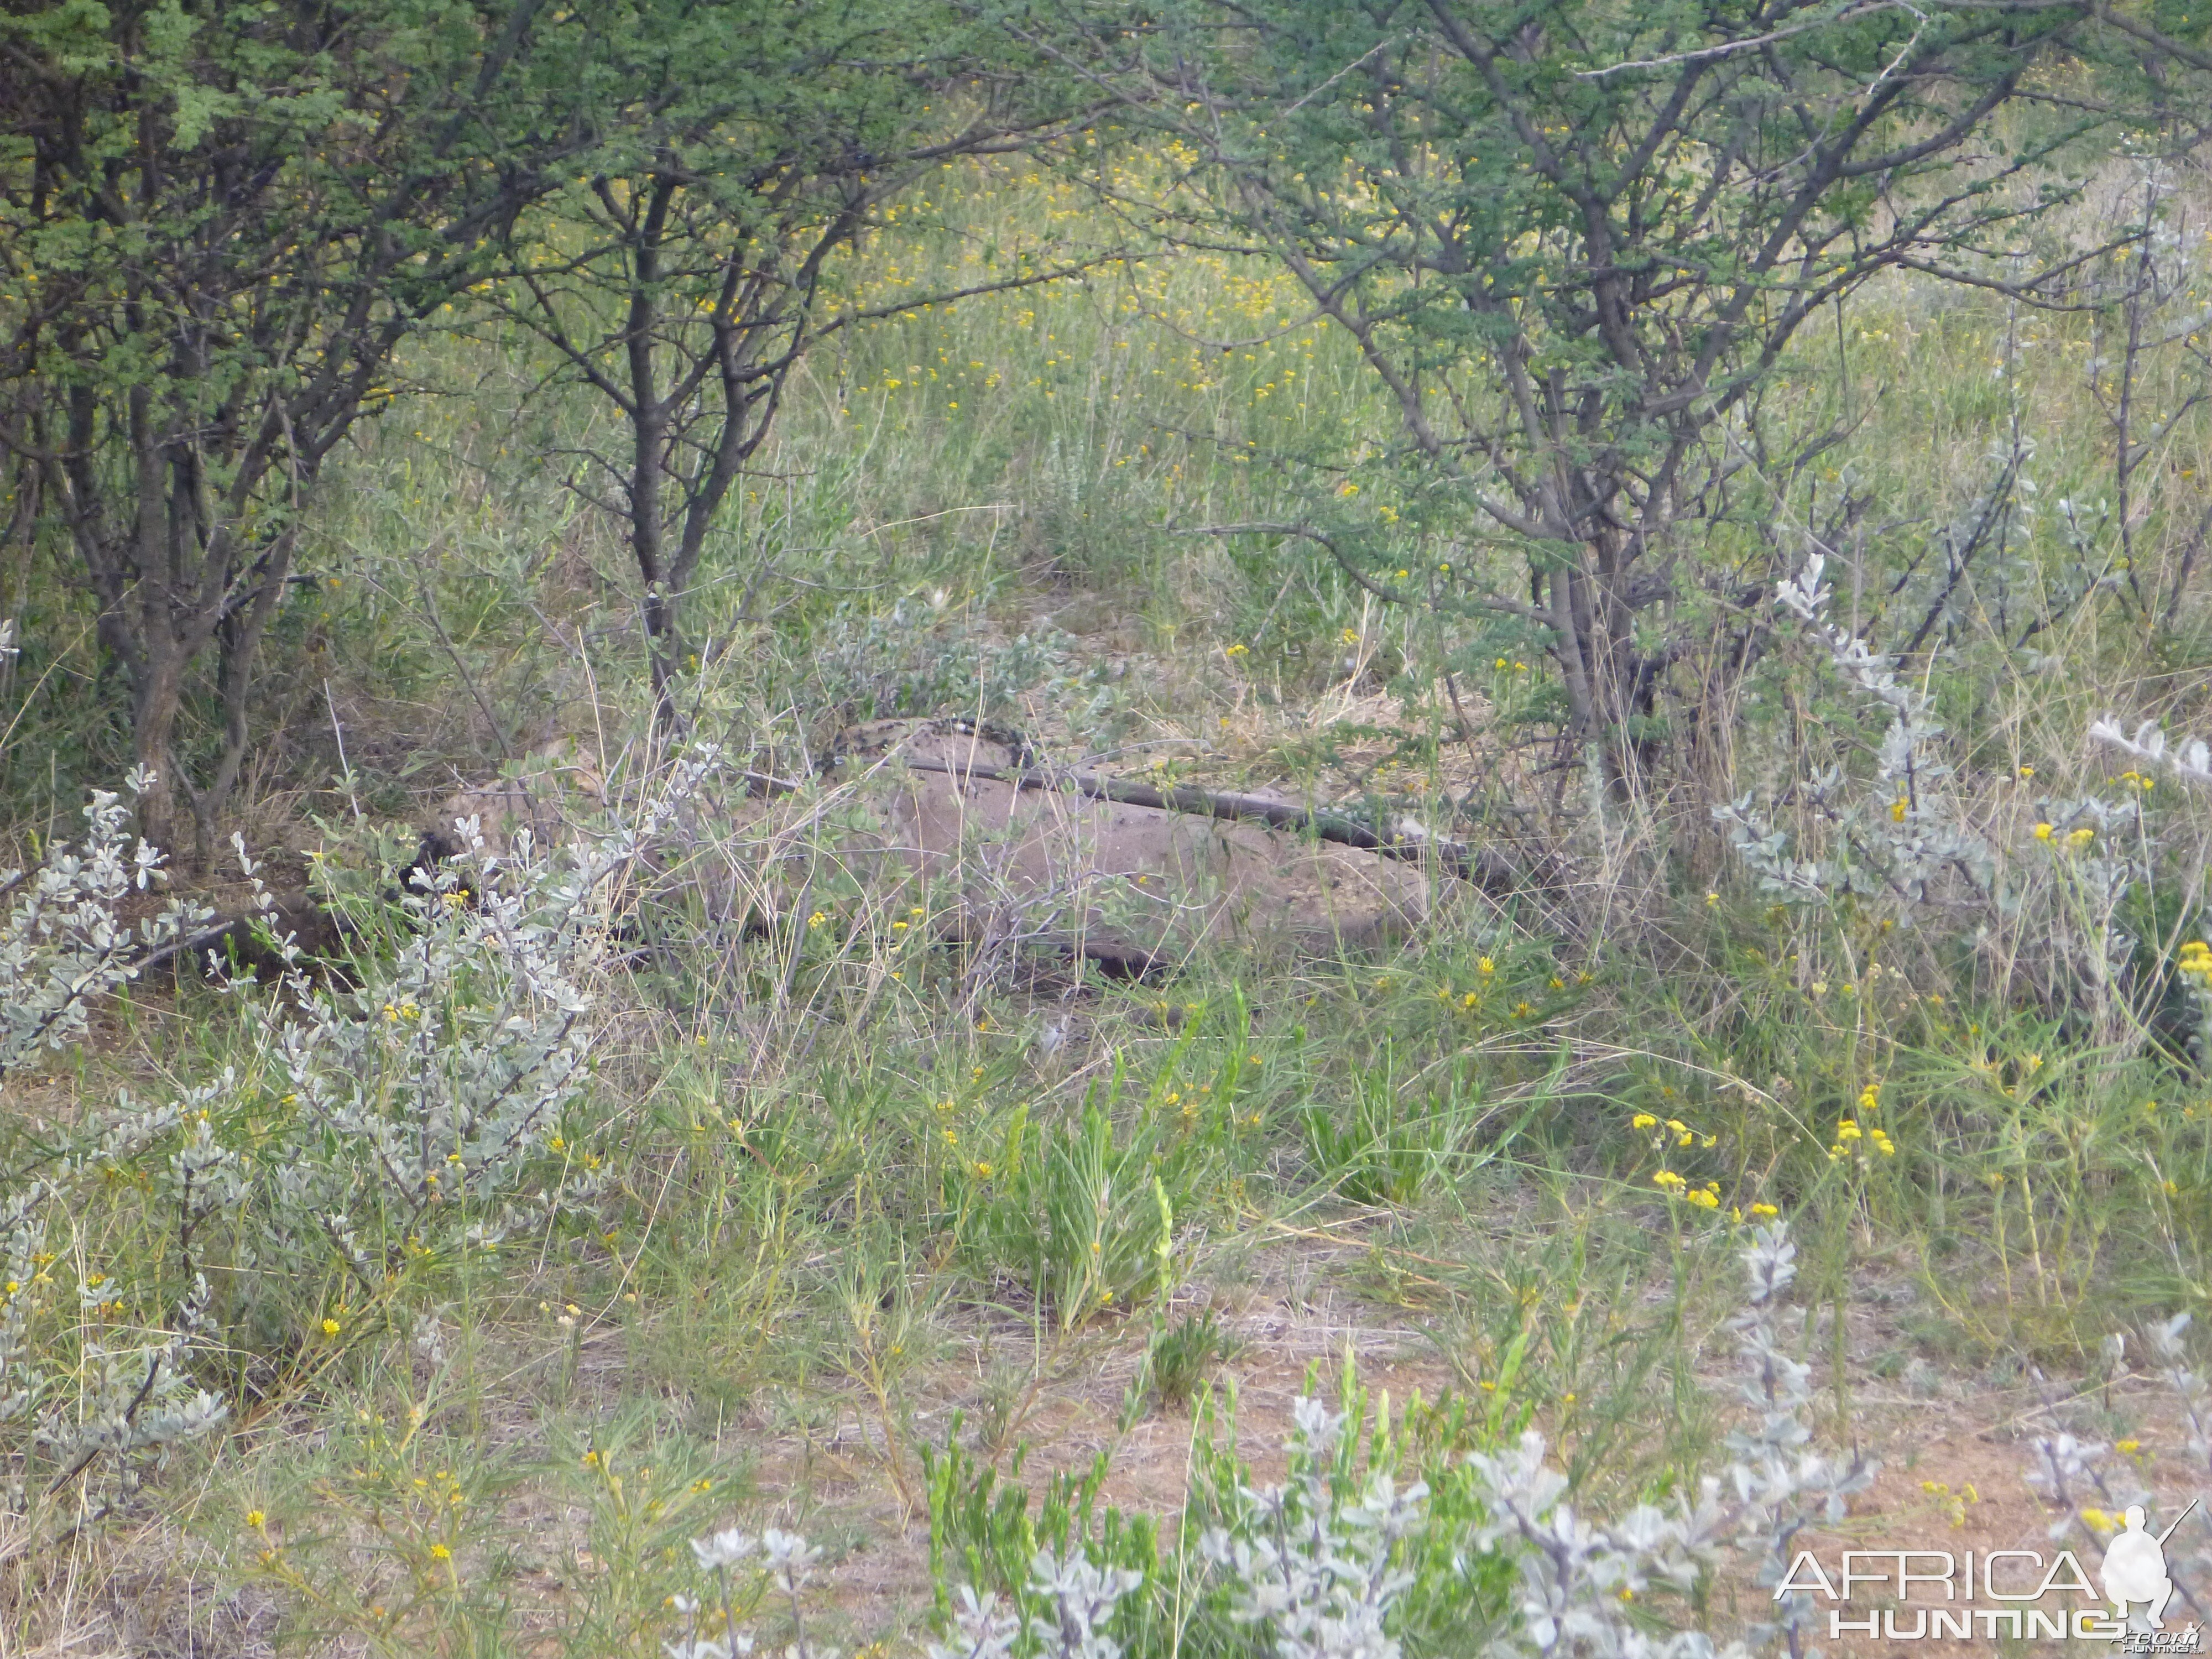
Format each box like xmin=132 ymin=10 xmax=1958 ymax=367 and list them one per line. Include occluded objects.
xmin=322 ymin=1318 xmax=341 ymax=1338
xmin=431 ymin=1543 xmax=452 ymax=1561
xmin=246 ymin=1510 xmax=266 ymax=1531
xmin=1891 ymin=799 xmax=1908 ymax=822
xmin=2068 ymin=827 xmax=2095 ymax=849
xmin=2116 ymin=1440 xmax=2140 ymax=1454
xmin=1749 ymin=1202 xmax=1780 ymax=1219
xmin=1631 ymin=1113 xmax=1657 ymax=1130
xmin=2033 ymin=822 xmax=2054 ymax=841
xmin=1837 ymin=1119 xmax=1863 ymax=1142
xmin=1652 ymin=1170 xmax=1687 ymax=1191
xmin=1477 ymin=956 xmax=1495 ymax=975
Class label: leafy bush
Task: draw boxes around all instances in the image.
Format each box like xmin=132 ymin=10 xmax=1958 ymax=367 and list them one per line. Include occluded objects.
xmin=922 ymin=1432 xmax=1159 ymax=1640
xmin=1 ymin=748 xmax=718 ymax=1532
xmin=964 ymin=1100 xmax=1176 ymax=1332
xmin=806 ymin=598 xmax=1068 ymax=730
xmin=1 ymin=764 xmax=206 ymax=1083
xmin=1 ymin=765 xmax=218 ymax=1520
xmin=1140 ymin=1308 xmax=1237 ymax=1412
xmin=1299 ymin=1046 xmax=1485 ymax=1207
xmin=955 ymin=1025 xmax=1255 ymax=1332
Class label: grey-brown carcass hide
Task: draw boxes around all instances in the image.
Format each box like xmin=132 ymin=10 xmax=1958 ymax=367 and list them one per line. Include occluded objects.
xmin=421 ymin=722 xmax=1432 ymax=975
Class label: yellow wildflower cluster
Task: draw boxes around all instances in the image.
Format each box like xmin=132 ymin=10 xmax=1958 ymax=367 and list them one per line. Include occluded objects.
xmin=1651 ymin=1170 xmax=1723 ymax=1208
xmin=1828 ymin=1118 xmax=1895 ymax=1161
xmin=2180 ymin=938 xmax=2211 ymax=988
xmin=1631 ymin=1112 xmax=1715 ymax=1150
xmin=1919 ymin=1479 xmax=1980 ymax=1529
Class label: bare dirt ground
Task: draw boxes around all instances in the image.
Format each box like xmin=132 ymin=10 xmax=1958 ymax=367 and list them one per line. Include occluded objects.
xmin=20 ymin=1200 xmax=2206 ymax=1658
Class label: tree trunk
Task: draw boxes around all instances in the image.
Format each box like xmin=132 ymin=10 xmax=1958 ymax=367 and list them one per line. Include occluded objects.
xmin=132 ymin=649 xmax=186 ymax=854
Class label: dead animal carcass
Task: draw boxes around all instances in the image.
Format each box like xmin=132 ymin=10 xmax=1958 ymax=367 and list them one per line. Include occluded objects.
xmin=816 ymin=723 xmax=1432 ymax=974
xmin=416 ymin=722 xmax=1439 ymax=975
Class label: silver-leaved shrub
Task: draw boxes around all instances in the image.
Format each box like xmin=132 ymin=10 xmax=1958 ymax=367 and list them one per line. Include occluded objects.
xmin=1 ymin=745 xmax=719 ymax=1528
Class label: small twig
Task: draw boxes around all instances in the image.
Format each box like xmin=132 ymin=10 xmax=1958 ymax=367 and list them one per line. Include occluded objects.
xmin=326 ymin=679 xmax=363 ymax=823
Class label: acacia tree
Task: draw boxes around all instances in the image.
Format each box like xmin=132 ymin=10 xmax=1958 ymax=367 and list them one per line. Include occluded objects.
xmin=0 ymin=0 xmax=592 ymax=855
xmin=1019 ymin=0 xmax=2203 ymax=789
xmin=492 ymin=1 xmax=1098 ymax=726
